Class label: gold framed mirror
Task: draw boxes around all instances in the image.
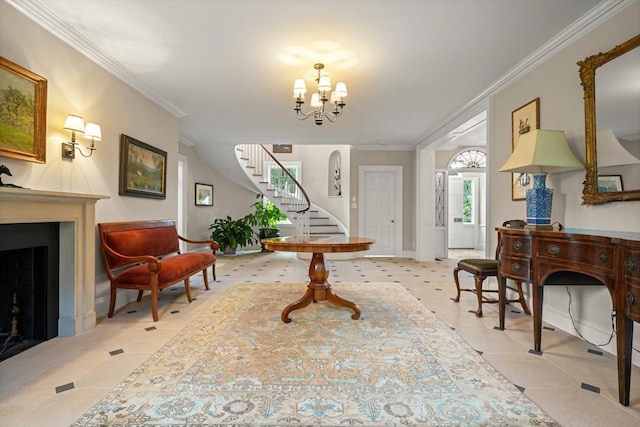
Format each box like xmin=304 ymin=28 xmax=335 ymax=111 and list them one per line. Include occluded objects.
xmin=579 ymin=34 xmax=640 ymax=205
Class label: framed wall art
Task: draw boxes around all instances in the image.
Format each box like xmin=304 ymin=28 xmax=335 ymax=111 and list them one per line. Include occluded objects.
xmin=273 ymin=144 xmax=292 ymax=154
xmin=195 ymin=183 xmax=213 ymax=206
xmin=119 ymin=134 xmax=167 ymax=199
xmin=511 ymin=97 xmax=540 ymax=200
xmin=597 ymin=175 xmax=623 ymax=192
xmin=0 ymin=57 xmax=47 ymax=163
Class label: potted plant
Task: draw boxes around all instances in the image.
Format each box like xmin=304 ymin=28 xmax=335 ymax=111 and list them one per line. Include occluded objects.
xmin=208 ymin=215 xmax=257 ymax=254
xmin=247 ymin=200 xmax=286 ymax=251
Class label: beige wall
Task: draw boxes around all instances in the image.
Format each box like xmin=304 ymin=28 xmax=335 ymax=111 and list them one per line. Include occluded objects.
xmin=488 ymin=0 xmax=640 ymax=359
xmin=350 ymin=150 xmax=416 ymax=251
xmin=1 ymin=3 xmax=255 ymax=317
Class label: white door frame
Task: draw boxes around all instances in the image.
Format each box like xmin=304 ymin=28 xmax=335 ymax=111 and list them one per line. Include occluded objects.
xmin=358 ymin=165 xmax=403 ymax=257
xmin=177 ymin=154 xmax=188 ymax=253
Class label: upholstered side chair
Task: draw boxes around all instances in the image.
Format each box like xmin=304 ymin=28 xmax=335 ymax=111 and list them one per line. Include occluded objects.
xmin=452 ymin=219 xmax=531 ymax=317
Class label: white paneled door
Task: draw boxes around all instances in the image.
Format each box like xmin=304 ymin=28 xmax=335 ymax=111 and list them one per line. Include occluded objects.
xmin=448 ymin=175 xmax=464 ymax=248
xmin=359 ymin=166 xmax=402 ymax=256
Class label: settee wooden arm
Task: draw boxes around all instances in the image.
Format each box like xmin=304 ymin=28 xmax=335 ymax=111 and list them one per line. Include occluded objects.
xmin=101 ymin=242 xmax=161 ymax=272
xmin=178 ymin=235 xmax=219 ymax=252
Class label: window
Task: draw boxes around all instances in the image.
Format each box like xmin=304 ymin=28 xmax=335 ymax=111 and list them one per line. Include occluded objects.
xmin=463 ymin=179 xmax=473 ymax=223
xmin=448 ymin=149 xmax=486 ymax=169
xmin=266 ymin=161 xmax=301 ymax=195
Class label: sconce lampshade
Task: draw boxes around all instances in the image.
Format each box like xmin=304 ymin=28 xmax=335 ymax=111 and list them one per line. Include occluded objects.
xmin=499 ymin=129 xmax=584 ymax=229
xmin=63 ymin=115 xmax=85 ymax=133
xmin=84 ymin=122 xmax=102 ymax=141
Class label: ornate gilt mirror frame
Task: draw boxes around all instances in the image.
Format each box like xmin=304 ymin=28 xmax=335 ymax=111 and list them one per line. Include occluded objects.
xmin=579 ymin=34 xmax=640 ymax=205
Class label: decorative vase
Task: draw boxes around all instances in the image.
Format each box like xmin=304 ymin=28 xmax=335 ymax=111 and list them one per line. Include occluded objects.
xmin=525 ymin=173 xmax=553 ymax=229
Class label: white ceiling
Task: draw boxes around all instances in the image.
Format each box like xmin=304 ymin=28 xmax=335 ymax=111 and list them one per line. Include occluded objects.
xmin=9 ymin=0 xmax=609 ymax=181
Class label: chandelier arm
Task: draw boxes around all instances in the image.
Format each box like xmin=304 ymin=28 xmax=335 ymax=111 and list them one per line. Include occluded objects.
xmin=321 ymin=112 xmax=338 ymax=123
xmin=296 ymin=109 xmax=316 ymax=121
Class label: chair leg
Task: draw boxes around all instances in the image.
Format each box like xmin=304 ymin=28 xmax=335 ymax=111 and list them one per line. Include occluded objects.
xmin=515 ymin=280 xmax=531 ymax=315
xmin=473 ymin=275 xmax=486 ymax=317
xmin=136 ymin=290 xmax=144 ymax=302
xmin=212 ymin=264 xmax=216 ymax=281
xmin=452 ymin=267 xmax=462 ymax=302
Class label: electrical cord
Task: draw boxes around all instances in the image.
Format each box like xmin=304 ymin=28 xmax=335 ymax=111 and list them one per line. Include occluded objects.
xmin=566 ymin=286 xmax=640 ymax=355
xmin=566 ymin=286 xmax=614 ymax=347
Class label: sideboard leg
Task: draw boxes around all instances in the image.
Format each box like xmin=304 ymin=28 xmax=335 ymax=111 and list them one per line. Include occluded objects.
xmin=533 ymin=284 xmax=544 ymax=353
xmin=616 ymin=314 xmax=633 ymax=406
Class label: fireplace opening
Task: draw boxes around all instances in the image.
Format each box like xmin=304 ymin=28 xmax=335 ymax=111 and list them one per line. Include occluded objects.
xmin=0 ymin=223 xmax=59 ymax=361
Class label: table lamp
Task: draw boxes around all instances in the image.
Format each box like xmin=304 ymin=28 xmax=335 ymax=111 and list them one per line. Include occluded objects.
xmin=499 ymin=129 xmax=584 ymax=230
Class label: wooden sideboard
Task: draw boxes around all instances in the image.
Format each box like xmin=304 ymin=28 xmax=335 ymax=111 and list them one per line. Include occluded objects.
xmin=496 ymin=227 xmax=640 ymax=406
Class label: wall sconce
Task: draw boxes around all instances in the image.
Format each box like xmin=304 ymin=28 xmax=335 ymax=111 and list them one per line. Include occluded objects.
xmin=61 ymin=114 xmax=101 ymax=160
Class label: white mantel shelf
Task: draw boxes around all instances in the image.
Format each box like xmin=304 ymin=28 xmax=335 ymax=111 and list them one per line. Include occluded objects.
xmin=0 ymin=187 xmax=109 ymax=336
xmin=0 ymin=186 xmax=108 ymax=205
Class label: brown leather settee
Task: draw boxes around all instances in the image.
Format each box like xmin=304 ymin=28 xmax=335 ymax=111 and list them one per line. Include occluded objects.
xmin=98 ymin=220 xmax=218 ymax=321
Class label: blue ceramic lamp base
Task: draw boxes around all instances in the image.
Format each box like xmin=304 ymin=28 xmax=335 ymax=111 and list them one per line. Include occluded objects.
xmin=525 ymin=173 xmax=554 ymax=230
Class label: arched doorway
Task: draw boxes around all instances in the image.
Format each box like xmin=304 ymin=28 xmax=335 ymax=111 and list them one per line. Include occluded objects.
xmin=447 ymin=148 xmax=486 ymax=250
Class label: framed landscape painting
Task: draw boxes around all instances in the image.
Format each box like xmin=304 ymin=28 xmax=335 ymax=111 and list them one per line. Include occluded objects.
xmin=119 ymin=134 xmax=167 ymax=199
xmin=0 ymin=57 xmax=47 ymax=163
xmin=511 ymin=98 xmax=540 ymax=200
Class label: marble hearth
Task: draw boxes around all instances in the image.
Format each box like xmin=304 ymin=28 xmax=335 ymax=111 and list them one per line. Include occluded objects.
xmin=0 ymin=188 xmax=108 ymax=336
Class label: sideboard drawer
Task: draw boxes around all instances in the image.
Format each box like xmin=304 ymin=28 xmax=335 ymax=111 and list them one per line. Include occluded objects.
xmin=501 ymin=235 xmax=531 ymax=257
xmin=622 ymin=246 xmax=640 ymax=279
xmin=499 ymin=255 xmax=531 ymax=281
xmin=625 ymin=277 xmax=640 ymax=323
xmin=536 ymin=239 xmax=615 ymax=274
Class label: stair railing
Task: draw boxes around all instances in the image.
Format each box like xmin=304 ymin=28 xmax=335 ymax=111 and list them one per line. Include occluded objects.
xmin=236 ymin=144 xmax=310 ymax=237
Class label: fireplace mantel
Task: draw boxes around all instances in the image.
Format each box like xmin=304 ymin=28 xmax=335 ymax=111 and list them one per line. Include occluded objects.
xmin=0 ymin=187 xmax=109 ymax=336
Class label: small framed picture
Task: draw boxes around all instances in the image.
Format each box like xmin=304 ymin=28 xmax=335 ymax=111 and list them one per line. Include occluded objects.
xmin=511 ymin=98 xmax=540 ymax=200
xmin=273 ymin=144 xmax=292 ymax=153
xmin=597 ymin=175 xmax=623 ymax=192
xmin=195 ymin=183 xmax=213 ymax=206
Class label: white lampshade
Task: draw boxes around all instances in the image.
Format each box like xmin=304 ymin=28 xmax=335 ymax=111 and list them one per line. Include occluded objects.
xmin=310 ymin=93 xmax=321 ymax=108
xmin=499 ymin=129 xmax=584 ymax=174
xmin=596 ymin=128 xmax=640 ymax=167
xmin=293 ymin=79 xmax=307 ymax=98
xmin=334 ymin=82 xmax=347 ymax=98
xmin=63 ymin=115 xmax=85 ymax=133
xmin=318 ymin=75 xmax=331 ymax=92
xmin=84 ymin=123 xmax=102 ymax=141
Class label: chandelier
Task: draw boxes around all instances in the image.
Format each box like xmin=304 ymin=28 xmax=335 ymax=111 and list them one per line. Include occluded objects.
xmin=292 ymin=63 xmax=347 ymax=125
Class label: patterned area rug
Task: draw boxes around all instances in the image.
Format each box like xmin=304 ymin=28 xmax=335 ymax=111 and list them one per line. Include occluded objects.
xmin=73 ymin=282 xmax=558 ymax=426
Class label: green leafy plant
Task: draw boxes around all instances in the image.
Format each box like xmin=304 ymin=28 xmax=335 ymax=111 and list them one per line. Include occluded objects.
xmin=208 ymin=215 xmax=257 ymax=254
xmin=245 ymin=199 xmax=287 ymax=252
xmin=247 ymin=200 xmax=286 ymax=231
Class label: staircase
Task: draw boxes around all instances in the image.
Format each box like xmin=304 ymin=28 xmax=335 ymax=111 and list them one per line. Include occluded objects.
xmin=235 ymin=144 xmax=345 ymax=238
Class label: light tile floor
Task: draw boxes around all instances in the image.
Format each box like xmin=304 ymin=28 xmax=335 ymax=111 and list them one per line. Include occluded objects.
xmin=1 ymin=250 xmax=639 ymax=426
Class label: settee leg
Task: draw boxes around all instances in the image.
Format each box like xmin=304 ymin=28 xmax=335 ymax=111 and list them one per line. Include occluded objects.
xmin=202 ymin=268 xmax=210 ymax=290
xmin=108 ymin=287 xmax=117 ymax=318
xmin=184 ymin=278 xmax=192 ymax=302
xmin=150 ymin=286 xmax=159 ymax=322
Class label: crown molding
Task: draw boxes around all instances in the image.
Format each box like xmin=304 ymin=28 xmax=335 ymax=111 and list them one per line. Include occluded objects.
xmin=6 ymin=0 xmax=186 ymax=118
xmin=416 ymin=0 xmax=635 ymax=150
xmin=179 ymin=135 xmax=197 ymax=147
